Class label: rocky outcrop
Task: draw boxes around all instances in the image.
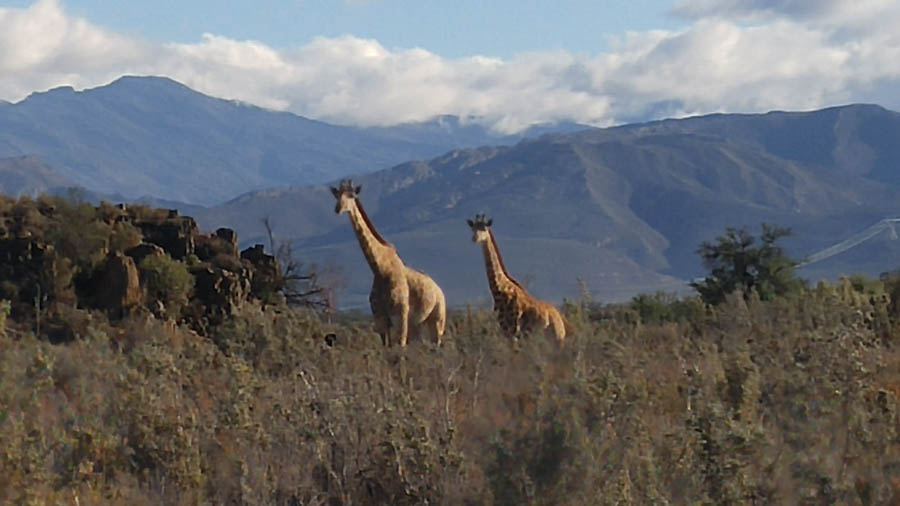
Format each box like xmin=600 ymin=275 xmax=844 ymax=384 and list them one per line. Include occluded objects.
xmin=92 ymin=251 xmax=142 ymax=317
xmin=0 ymin=197 xmax=289 ymax=334
xmin=135 ymin=210 xmax=198 ymax=260
xmin=195 ymin=227 xmax=239 ymax=262
xmin=125 ymin=243 xmax=166 ymax=265
xmin=0 ymin=237 xmax=64 ymax=316
xmin=216 ymin=228 xmax=238 ymax=257
xmin=192 ymin=266 xmax=251 ymax=319
xmin=241 ymin=244 xmax=284 ymax=300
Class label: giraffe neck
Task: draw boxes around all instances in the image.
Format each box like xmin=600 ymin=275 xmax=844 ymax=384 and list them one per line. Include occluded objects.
xmin=347 ymin=199 xmax=399 ymax=275
xmin=481 ymin=230 xmax=523 ymax=299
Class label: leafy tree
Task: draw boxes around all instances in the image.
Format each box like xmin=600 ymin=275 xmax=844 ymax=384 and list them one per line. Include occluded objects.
xmin=691 ymin=224 xmax=804 ymax=305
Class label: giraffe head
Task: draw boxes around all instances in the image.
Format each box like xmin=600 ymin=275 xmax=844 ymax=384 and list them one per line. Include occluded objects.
xmin=466 ymin=214 xmax=493 ymax=243
xmin=330 ymin=179 xmax=362 ymax=214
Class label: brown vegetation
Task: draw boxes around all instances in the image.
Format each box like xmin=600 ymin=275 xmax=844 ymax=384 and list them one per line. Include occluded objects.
xmin=1 ymin=277 xmax=899 ymax=504
xmin=1 ymin=195 xmax=899 ymax=504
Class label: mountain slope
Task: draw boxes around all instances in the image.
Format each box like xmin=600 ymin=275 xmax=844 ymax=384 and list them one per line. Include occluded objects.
xmin=194 ymin=104 xmax=900 ymax=308
xmin=0 ymin=155 xmax=75 ymax=197
xmin=0 ymin=76 xmax=585 ymax=205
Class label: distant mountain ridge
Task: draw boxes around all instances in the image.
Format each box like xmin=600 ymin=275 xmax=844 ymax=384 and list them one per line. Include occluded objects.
xmin=0 ymin=76 xmax=586 ymax=205
xmin=191 ymin=104 xmax=900 ymax=308
xmin=0 ymin=155 xmax=75 ymax=197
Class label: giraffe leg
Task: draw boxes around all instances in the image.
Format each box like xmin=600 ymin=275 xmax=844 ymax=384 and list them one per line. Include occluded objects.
xmin=390 ymin=303 xmax=410 ymax=347
xmin=550 ymin=311 xmax=566 ymax=343
xmin=424 ymin=309 xmax=443 ymax=347
xmin=373 ymin=314 xmax=390 ymax=347
xmin=514 ymin=310 xmax=525 ymax=339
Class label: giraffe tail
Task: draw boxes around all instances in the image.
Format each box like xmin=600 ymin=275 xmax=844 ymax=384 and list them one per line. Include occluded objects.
xmin=436 ymin=293 xmax=447 ymax=338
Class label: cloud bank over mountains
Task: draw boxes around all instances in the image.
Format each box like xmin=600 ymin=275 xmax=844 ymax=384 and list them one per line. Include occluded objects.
xmin=2 ymin=0 xmax=900 ymax=133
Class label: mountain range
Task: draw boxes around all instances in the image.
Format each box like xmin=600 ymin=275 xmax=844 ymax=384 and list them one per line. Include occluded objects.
xmin=3 ymin=75 xmax=900 ymax=309
xmin=191 ymin=104 xmax=900 ymax=308
xmin=0 ymin=76 xmax=585 ymax=205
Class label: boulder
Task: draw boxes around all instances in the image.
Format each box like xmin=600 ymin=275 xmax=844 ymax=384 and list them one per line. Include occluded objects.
xmin=192 ymin=266 xmax=251 ymax=318
xmin=195 ymin=227 xmax=239 ymax=263
xmin=135 ymin=215 xmax=198 ymax=260
xmin=125 ymin=242 xmax=166 ymax=265
xmin=216 ymin=227 xmax=239 ymax=257
xmin=92 ymin=251 xmax=142 ymax=317
xmin=241 ymin=244 xmax=284 ymax=299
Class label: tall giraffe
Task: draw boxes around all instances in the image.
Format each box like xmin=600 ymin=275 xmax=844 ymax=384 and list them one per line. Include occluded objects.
xmin=331 ymin=179 xmax=446 ymax=346
xmin=467 ymin=214 xmax=571 ymax=342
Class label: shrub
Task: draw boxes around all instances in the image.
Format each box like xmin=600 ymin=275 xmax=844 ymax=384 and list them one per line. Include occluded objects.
xmin=139 ymin=253 xmax=194 ymax=318
xmin=630 ymin=291 xmax=705 ymax=324
xmin=108 ymin=221 xmax=143 ymax=252
xmin=44 ymin=198 xmax=110 ymax=272
xmin=692 ymin=223 xmax=805 ymax=305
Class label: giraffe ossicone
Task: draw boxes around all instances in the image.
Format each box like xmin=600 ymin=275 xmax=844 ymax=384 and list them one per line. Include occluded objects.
xmin=331 ymin=179 xmax=446 ymax=347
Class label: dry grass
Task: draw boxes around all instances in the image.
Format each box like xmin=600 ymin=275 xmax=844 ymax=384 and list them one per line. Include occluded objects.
xmin=1 ymin=279 xmax=900 ymax=504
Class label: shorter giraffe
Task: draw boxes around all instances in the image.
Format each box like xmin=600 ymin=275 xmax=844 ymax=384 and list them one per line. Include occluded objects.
xmin=332 ymin=180 xmax=446 ymax=346
xmin=467 ymin=214 xmax=572 ymax=342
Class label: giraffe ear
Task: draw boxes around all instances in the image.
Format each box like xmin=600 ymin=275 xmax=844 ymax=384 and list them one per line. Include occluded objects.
xmin=330 ymin=186 xmax=340 ymax=197
xmin=354 ymin=185 xmax=362 ymax=195
xmin=466 ymin=219 xmax=474 ymax=228
xmin=486 ymin=219 xmax=493 ymax=227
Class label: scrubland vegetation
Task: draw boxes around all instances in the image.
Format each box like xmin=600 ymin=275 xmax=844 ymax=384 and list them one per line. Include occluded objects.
xmin=1 ymin=195 xmax=900 ymax=504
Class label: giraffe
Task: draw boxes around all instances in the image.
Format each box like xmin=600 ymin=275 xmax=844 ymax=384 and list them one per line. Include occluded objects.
xmin=331 ymin=179 xmax=446 ymax=347
xmin=467 ymin=214 xmax=572 ymax=342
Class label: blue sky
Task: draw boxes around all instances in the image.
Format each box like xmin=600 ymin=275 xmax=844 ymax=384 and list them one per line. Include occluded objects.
xmin=4 ymin=0 xmax=683 ymax=58
xmin=2 ymin=0 xmax=900 ymax=132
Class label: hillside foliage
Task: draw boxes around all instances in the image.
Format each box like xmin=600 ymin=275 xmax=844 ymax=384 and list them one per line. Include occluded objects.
xmin=0 ymin=193 xmax=286 ymax=335
xmin=692 ymin=224 xmax=806 ymax=305
xmin=1 ymin=196 xmax=900 ymax=504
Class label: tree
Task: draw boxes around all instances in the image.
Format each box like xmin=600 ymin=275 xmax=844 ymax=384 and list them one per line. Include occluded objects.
xmin=262 ymin=216 xmax=346 ymax=318
xmin=691 ymin=224 xmax=804 ymax=305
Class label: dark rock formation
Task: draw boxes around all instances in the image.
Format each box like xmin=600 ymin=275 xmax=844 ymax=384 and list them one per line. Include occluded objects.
xmin=216 ymin=227 xmax=238 ymax=256
xmin=92 ymin=251 xmax=142 ymax=317
xmin=0 ymin=237 xmax=64 ymax=318
xmin=135 ymin=212 xmax=198 ymax=260
xmin=195 ymin=227 xmax=239 ymax=263
xmin=240 ymin=244 xmax=284 ymax=300
xmin=0 ymin=197 xmax=291 ymax=334
xmin=192 ymin=266 xmax=251 ymax=319
xmin=125 ymin=243 xmax=166 ymax=265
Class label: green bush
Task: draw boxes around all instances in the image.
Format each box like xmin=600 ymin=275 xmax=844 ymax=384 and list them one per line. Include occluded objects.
xmin=139 ymin=253 xmax=194 ymax=318
xmin=692 ymin=223 xmax=805 ymax=305
xmin=630 ymin=291 xmax=705 ymax=324
xmin=108 ymin=221 xmax=143 ymax=252
xmin=45 ymin=198 xmax=110 ymax=272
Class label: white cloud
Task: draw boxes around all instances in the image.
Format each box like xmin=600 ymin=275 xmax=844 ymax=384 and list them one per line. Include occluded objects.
xmin=671 ymin=0 xmax=897 ymax=24
xmin=0 ymin=0 xmax=146 ymax=99
xmin=2 ymin=0 xmax=900 ymax=132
